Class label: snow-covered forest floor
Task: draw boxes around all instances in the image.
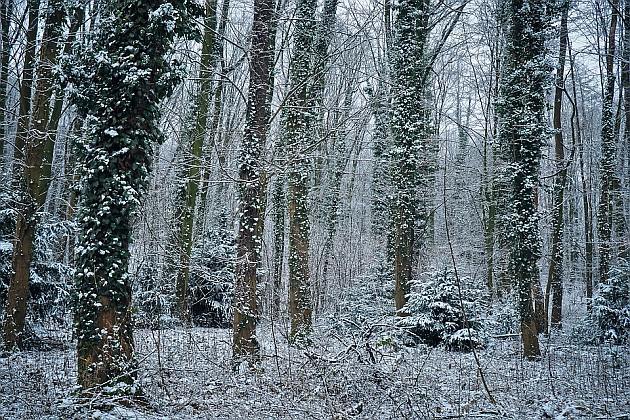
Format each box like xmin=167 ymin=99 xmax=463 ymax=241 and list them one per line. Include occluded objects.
xmin=1 ymin=314 xmax=628 ymax=419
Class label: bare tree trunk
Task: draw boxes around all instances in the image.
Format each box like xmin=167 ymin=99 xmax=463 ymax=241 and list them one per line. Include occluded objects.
xmin=569 ymin=45 xmax=593 ymax=311
xmin=4 ymin=0 xmax=65 ymax=350
xmin=0 ymin=0 xmax=13 ymax=169
xmin=619 ymin=0 xmax=630 ymax=259
xmin=545 ymin=0 xmax=569 ymax=331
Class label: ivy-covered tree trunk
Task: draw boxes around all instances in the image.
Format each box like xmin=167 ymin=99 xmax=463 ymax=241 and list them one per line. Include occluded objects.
xmin=68 ymin=0 xmax=200 ymax=391
xmin=389 ymin=0 xmax=431 ymax=314
xmin=285 ymin=0 xmax=317 ymax=341
xmin=174 ymin=0 xmax=218 ymax=320
xmin=369 ymin=81 xmax=390 ymax=242
xmin=271 ymin=171 xmax=285 ymax=315
xmin=309 ymin=0 xmax=338 ymax=191
xmin=497 ymin=0 xmax=549 ymax=359
xmin=3 ymin=0 xmax=65 ymax=350
xmin=232 ymin=0 xmax=275 ymax=361
xmin=598 ymin=0 xmax=619 ymax=285
xmin=545 ymin=0 xmax=569 ymax=330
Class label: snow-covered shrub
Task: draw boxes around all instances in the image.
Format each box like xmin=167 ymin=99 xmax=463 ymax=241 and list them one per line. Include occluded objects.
xmin=134 ymin=260 xmax=178 ymax=329
xmin=399 ymin=268 xmax=487 ymax=350
xmin=188 ymin=222 xmax=235 ymax=328
xmin=332 ymin=259 xmax=393 ymax=329
xmin=593 ymin=259 xmax=630 ymax=343
xmin=488 ymin=294 xmax=519 ymax=335
xmin=571 ymin=260 xmax=630 ymax=344
xmin=29 ymin=219 xmax=75 ymax=323
xmin=0 ymin=209 xmax=73 ymax=324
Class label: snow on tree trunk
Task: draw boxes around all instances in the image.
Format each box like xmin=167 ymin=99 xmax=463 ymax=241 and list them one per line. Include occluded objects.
xmin=67 ymin=0 xmax=201 ymax=391
xmin=284 ymin=0 xmax=318 ymax=342
xmin=389 ymin=0 xmax=432 ymax=314
xmin=497 ymin=0 xmax=550 ymax=359
xmin=0 ymin=0 xmax=13 ymax=172
xmin=598 ymin=0 xmax=619 ymax=285
xmin=545 ymin=0 xmax=569 ymax=331
xmin=174 ymin=0 xmax=218 ymax=321
xmin=3 ymin=0 xmax=65 ymax=350
xmin=233 ymin=0 xmax=275 ymax=362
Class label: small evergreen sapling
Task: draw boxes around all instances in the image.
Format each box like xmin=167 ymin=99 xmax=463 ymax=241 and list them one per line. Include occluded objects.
xmin=189 ymin=221 xmax=235 ymax=328
xmin=399 ymin=269 xmax=487 ymax=350
xmin=593 ymin=259 xmax=630 ymax=343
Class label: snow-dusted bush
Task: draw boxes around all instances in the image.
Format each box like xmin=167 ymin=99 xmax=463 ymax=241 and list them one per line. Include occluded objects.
xmin=488 ymin=294 xmax=519 ymax=335
xmin=188 ymin=222 xmax=235 ymax=328
xmin=0 ymin=210 xmax=73 ymax=324
xmin=332 ymin=260 xmax=393 ymax=328
xmin=572 ymin=259 xmax=630 ymax=344
xmin=593 ymin=259 xmax=630 ymax=343
xmin=399 ymin=268 xmax=487 ymax=350
xmin=134 ymin=260 xmax=178 ymax=329
xmin=29 ymin=219 xmax=75 ymax=323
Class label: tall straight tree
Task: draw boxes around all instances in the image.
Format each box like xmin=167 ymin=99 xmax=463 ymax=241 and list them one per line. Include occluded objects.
xmin=67 ymin=0 xmax=201 ymax=390
xmin=388 ymin=0 xmax=429 ymax=314
xmin=0 ymin=0 xmax=12 ymax=166
xmin=388 ymin=0 xmax=463 ymax=313
xmin=598 ymin=0 xmax=620 ymax=284
xmin=389 ymin=0 xmax=431 ymax=313
xmin=174 ymin=0 xmax=219 ymax=320
xmin=497 ymin=0 xmax=549 ymax=359
xmin=3 ymin=0 xmax=65 ymax=349
xmin=284 ymin=0 xmax=317 ymax=341
xmin=545 ymin=0 xmax=569 ymax=330
xmin=619 ymin=0 xmax=630 ymax=259
xmin=233 ymin=0 xmax=275 ymax=361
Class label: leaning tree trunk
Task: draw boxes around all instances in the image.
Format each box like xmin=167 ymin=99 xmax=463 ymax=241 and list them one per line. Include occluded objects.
xmin=232 ymin=0 xmax=275 ymax=362
xmin=498 ymin=0 xmax=550 ymax=359
xmin=545 ymin=0 xmax=569 ymax=331
xmin=68 ymin=0 xmax=200 ymax=391
xmin=284 ymin=0 xmax=317 ymax=342
xmin=4 ymin=0 xmax=64 ymax=350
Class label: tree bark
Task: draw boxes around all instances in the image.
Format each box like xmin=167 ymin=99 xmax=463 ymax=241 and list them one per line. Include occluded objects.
xmin=389 ymin=0 xmax=431 ymax=314
xmin=70 ymin=0 xmax=201 ymax=391
xmin=3 ymin=0 xmax=65 ymax=350
xmin=498 ymin=0 xmax=550 ymax=359
xmin=232 ymin=0 xmax=275 ymax=361
xmin=0 ymin=0 xmax=13 ymax=169
xmin=175 ymin=0 xmax=218 ymax=321
xmin=545 ymin=0 xmax=569 ymax=331
xmin=619 ymin=0 xmax=630 ymax=259
xmin=285 ymin=0 xmax=318 ymax=341
xmin=597 ymin=0 xmax=620 ymax=284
